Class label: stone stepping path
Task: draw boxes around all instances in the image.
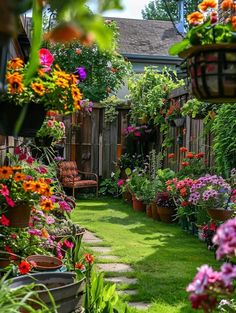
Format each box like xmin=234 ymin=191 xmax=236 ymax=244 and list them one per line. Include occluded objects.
xmin=82 ymin=230 xmax=150 ymax=310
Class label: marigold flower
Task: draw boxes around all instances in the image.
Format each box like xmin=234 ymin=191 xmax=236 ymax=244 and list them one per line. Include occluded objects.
xmin=221 ymin=0 xmax=233 ymax=11
xmin=84 ymin=253 xmax=94 ymax=265
xmin=31 ymin=82 xmax=45 ymax=96
xmin=0 ymin=166 xmax=13 ymax=179
xmin=18 ymin=261 xmax=31 ymax=275
xmin=187 ymin=12 xmax=204 ymax=25
xmin=40 ymin=198 xmax=54 ymax=211
xmin=180 ymin=147 xmax=188 ymax=153
xmin=13 ymin=172 xmax=26 ymax=182
xmin=168 ymin=153 xmax=175 ymax=159
xmin=7 ymin=58 xmax=24 ymax=70
xmin=198 ymin=0 xmax=217 ymax=12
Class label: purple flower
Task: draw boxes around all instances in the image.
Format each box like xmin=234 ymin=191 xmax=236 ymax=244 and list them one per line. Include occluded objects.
xmin=28 ymin=229 xmax=42 ymax=236
xmin=76 ymin=67 xmax=87 ymax=80
xmin=220 ymin=263 xmax=236 ymax=286
xmin=58 ymin=200 xmax=72 ymax=212
xmin=213 ymin=218 xmax=236 ymax=259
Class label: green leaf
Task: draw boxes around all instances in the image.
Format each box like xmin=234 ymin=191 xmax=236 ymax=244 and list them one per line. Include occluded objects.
xmin=24 ymin=0 xmax=42 ymax=85
xmin=98 ymin=0 xmax=123 ymax=13
xmin=169 ymin=39 xmax=190 ymax=56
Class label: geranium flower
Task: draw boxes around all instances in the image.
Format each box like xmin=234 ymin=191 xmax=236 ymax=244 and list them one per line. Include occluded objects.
xmin=168 ymin=153 xmax=175 ymax=159
xmin=187 ymin=12 xmax=204 ymax=25
xmin=198 ymin=0 xmax=217 ymax=12
xmin=186 ymin=152 xmax=194 ymax=159
xmin=180 ymin=147 xmax=188 ymax=153
xmin=182 ymin=161 xmax=190 ymax=167
xmin=84 ymin=253 xmax=94 ymax=265
xmin=0 ymin=214 xmax=10 ymax=226
xmin=39 ymin=48 xmax=54 ymax=71
xmin=18 ymin=260 xmax=31 ymax=275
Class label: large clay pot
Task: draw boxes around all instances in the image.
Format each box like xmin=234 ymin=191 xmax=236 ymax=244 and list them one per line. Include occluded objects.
xmin=9 ymin=272 xmax=85 ymax=313
xmin=132 ymin=196 xmax=145 ymax=212
xmin=151 ymin=202 xmax=161 ymax=220
xmin=157 ymin=206 xmax=175 ymax=223
xmin=0 ymin=251 xmax=18 ymax=268
xmin=207 ymin=208 xmax=233 ymax=222
xmin=26 ymin=255 xmax=63 ymax=271
xmin=0 ymin=100 xmax=46 ymax=137
xmin=146 ymin=204 xmax=152 ymax=218
xmin=6 ymin=202 xmax=31 ymax=228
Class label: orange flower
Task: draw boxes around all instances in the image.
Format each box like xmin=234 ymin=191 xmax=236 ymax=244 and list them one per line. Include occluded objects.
xmin=180 ymin=147 xmax=188 ymax=153
xmin=31 ymin=82 xmax=45 ymax=96
xmin=41 ymin=228 xmax=50 ymax=239
xmin=73 ymin=99 xmax=82 ymax=110
xmin=221 ymin=0 xmax=233 ymax=10
xmin=70 ymin=74 xmax=78 ymax=85
xmin=13 ymin=172 xmax=26 ymax=182
xmin=32 ymin=181 xmax=47 ymax=194
xmin=0 ymin=166 xmax=13 ymax=179
xmin=84 ymin=253 xmax=94 ymax=265
xmin=7 ymin=58 xmax=24 ymax=70
xmin=55 ymin=77 xmax=69 ymax=88
xmin=187 ymin=12 xmax=204 ymax=25
xmin=71 ymin=86 xmax=83 ymax=101
xmin=198 ymin=0 xmax=217 ymax=12
xmin=181 ymin=161 xmax=190 ymax=167
xmin=22 ymin=181 xmax=35 ymax=192
xmin=44 ymin=22 xmax=84 ymax=43
xmin=180 ymin=187 xmax=187 ymax=197
xmin=168 ymin=153 xmax=175 ymax=159
xmin=12 ymin=166 xmax=22 ymax=172
xmin=186 ymin=152 xmax=194 ymax=159
xmin=6 ymin=72 xmax=24 ymax=94
xmin=6 ymin=72 xmax=23 ymax=84
xmin=38 ymin=68 xmax=45 ymax=77
xmin=40 ymin=198 xmax=54 ymax=211
xmin=40 ymin=185 xmax=52 ymax=197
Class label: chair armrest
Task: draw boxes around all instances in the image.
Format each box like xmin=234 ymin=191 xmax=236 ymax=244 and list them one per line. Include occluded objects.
xmin=77 ymin=170 xmax=98 ymax=183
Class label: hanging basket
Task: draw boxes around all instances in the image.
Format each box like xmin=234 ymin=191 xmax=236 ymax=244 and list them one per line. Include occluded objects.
xmin=173 ymin=117 xmax=185 ymax=127
xmin=182 ymin=44 xmax=236 ymax=103
xmin=0 ymin=100 xmax=46 ymax=137
xmin=6 ymin=202 xmax=32 ymax=228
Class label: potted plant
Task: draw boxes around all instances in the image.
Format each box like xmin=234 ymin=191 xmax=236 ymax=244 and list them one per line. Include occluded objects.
xmin=170 ymin=0 xmax=236 ymax=103
xmin=0 ymin=48 xmax=85 ymax=137
xmin=188 ymin=174 xmax=235 ymax=221
xmin=166 ymin=100 xmax=185 ymax=127
xmin=35 ymin=118 xmax=66 ymax=147
xmin=181 ymin=98 xmax=217 ymax=120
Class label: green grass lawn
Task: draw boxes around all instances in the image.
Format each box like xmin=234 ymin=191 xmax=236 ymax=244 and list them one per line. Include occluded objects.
xmin=72 ymin=198 xmax=219 ymax=313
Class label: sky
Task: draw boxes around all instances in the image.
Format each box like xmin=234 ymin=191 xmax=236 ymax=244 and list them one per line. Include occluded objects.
xmin=102 ymin=0 xmax=151 ymax=19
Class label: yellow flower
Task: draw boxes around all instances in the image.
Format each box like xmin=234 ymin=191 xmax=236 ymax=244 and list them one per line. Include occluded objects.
xmin=6 ymin=72 xmax=24 ymax=94
xmin=71 ymin=85 xmax=82 ymax=101
xmin=73 ymin=99 xmax=82 ymax=110
xmin=13 ymin=172 xmax=26 ymax=182
xmin=0 ymin=166 xmax=13 ymax=179
xmin=55 ymin=77 xmax=69 ymax=88
xmin=22 ymin=181 xmax=35 ymax=192
xmin=31 ymin=82 xmax=45 ymax=96
xmin=40 ymin=198 xmax=54 ymax=211
xmin=70 ymin=74 xmax=78 ymax=84
xmin=198 ymin=0 xmax=217 ymax=12
xmin=7 ymin=58 xmax=24 ymax=70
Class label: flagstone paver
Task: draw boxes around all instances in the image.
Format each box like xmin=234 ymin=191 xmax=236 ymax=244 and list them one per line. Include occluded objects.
xmin=118 ymin=290 xmax=138 ymax=296
xmin=104 ymin=277 xmax=138 ymax=285
xmin=128 ymin=302 xmax=150 ymax=310
xmin=98 ymin=255 xmax=119 ymax=260
xmin=89 ymin=246 xmax=112 ymax=254
xmin=83 ymin=231 xmax=103 ymax=243
xmin=97 ymin=263 xmax=133 ymax=273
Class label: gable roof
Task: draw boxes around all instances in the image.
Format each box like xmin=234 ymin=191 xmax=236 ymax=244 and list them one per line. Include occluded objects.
xmin=109 ymin=17 xmax=182 ymax=57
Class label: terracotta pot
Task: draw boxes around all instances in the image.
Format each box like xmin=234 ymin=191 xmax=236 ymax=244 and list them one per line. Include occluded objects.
xmin=122 ymin=190 xmax=132 ymax=203
xmin=181 ymin=44 xmax=236 ymax=103
xmin=151 ymin=202 xmax=161 ymax=220
xmin=207 ymin=208 xmax=233 ymax=222
xmin=26 ymin=255 xmax=63 ymax=271
xmin=146 ymin=204 xmax=152 ymax=218
xmin=157 ymin=206 xmax=175 ymax=223
xmin=6 ymin=202 xmax=31 ymax=228
xmin=0 ymin=251 xmax=18 ymax=268
xmin=132 ymin=196 xmax=145 ymax=212
xmin=53 ymin=229 xmax=85 ymax=243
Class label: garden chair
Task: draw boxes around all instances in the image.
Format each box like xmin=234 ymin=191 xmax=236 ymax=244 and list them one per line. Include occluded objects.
xmin=58 ymin=161 xmax=98 ymax=197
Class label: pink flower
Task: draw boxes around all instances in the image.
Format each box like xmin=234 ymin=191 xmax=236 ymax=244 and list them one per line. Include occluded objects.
xmin=28 ymin=229 xmax=42 ymax=236
xmin=134 ymin=131 xmax=141 ymax=137
xmin=58 ymin=201 xmax=72 ymax=212
xmin=47 ymin=120 xmax=54 ymax=127
xmin=39 ymin=48 xmax=54 ymax=71
xmin=59 ymin=122 xmax=65 ymax=129
xmin=14 ymin=146 xmax=21 ymax=154
xmin=10 ymin=233 xmax=17 ymax=239
xmin=36 ymin=166 xmax=48 ymax=174
xmin=45 ymin=216 xmax=55 ymax=225
xmin=220 ymin=263 xmax=236 ymax=286
xmin=0 ymin=214 xmax=10 ymax=226
xmin=26 ymin=156 xmax=34 ymax=164
xmin=63 ymin=240 xmax=74 ymax=249
xmin=0 ymin=184 xmax=9 ymax=197
xmin=6 ymin=196 xmax=15 ymax=207
xmin=117 ymin=179 xmax=125 ymax=187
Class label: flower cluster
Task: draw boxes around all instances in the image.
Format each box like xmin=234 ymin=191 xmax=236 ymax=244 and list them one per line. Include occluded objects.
xmin=36 ymin=118 xmax=65 ymax=143
xmin=123 ymin=125 xmax=151 ymax=139
xmin=166 ymin=177 xmax=195 ymax=207
xmin=170 ymin=0 xmax=236 ymax=56
xmin=188 ymin=174 xmax=232 ymax=209
xmin=156 ymin=192 xmax=176 ymax=209
xmin=2 ymin=48 xmax=87 ymax=113
xmin=166 ymin=100 xmax=182 ymax=121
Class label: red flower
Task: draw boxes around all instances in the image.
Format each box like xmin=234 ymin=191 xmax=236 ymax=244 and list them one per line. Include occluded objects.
xmin=14 ymin=146 xmax=21 ymax=155
xmin=84 ymin=253 xmax=94 ymax=265
xmin=4 ymin=245 xmax=17 ymax=260
xmin=180 ymin=147 xmax=188 ymax=153
xmin=0 ymin=214 xmax=10 ymax=226
xmin=180 ymin=187 xmax=187 ymax=197
xmin=186 ymin=152 xmax=194 ymax=159
xmin=26 ymin=156 xmax=34 ymax=164
xmin=195 ymin=152 xmax=205 ymax=159
xmin=10 ymin=233 xmax=17 ymax=239
xmin=39 ymin=48 xmax=54 ymax=71
xmin=181 ymin=161 xmax=189 ymax=167
xmin=168 ymin=153 xmax=175 ymax=159
xmin=75 ymin=262 xmax=85 ymax=271
xmin=18 ymin=260 xmax=31 ymax=275
xmin=181 ymin=201 xmax=189 ymax=207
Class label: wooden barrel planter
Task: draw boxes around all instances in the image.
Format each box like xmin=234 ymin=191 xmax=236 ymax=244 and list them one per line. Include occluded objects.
xmin=9 ymin=272 xmax=85 ymax=313
xmin=182 ymin=44 xmax=236 ymax=103
xmin=151 ymin=202 xmax=160 ymax=221
xmin=6 ymin=202 xmax=32 ymax=228
xmin=132 ymin=196 xmax=145 ymax=212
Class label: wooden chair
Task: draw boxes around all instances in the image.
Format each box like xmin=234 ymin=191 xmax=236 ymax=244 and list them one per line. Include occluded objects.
xmin=58 ymin=161 xmax=98 ymax=197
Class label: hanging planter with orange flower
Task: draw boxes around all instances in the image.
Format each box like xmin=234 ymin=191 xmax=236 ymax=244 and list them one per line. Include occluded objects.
xmin=0 ymin=48 xmax=85 ymax=137
xmin=170 ymin=0 xmax=236 ymax=103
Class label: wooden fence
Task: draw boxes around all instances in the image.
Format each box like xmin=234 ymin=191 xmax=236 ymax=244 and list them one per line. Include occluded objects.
xmin=63 ymin=90 xmax=215 ymax=178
